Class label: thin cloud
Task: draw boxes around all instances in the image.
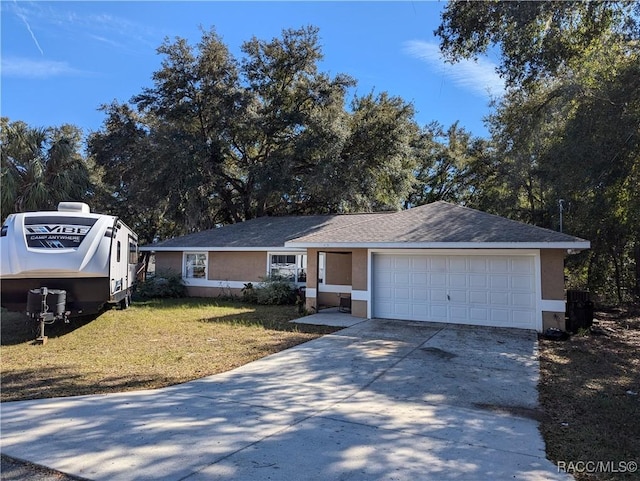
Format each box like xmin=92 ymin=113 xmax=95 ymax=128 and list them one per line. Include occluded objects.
xmin=7 ymin=2 xmax=156 ymax=54
xmin=12 ymin=0 xmax=44 ymax=55
xmin=404 ymin=40 xmax=505 ymax=99
xmin=1 ymin=57 xmax=87 ymax=79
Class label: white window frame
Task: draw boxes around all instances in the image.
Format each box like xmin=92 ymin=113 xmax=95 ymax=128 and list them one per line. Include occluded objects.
xmin=267 ymin=252 xmax=307 ymax=285
xmin=183 ymin=252 xmax=208 ymax=280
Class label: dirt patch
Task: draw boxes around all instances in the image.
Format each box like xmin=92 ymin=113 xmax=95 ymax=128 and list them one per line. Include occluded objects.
xmin=539 ymin=307 xmax=640 ymax=481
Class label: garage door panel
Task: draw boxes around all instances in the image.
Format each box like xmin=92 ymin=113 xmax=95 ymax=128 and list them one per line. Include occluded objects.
xmin=469 ymin=275 xmax=488 ymax=288
xmin=449 ymin=257 xmax=467 ymax=271
xmin=412 ymin=272 xmax=428 ymax=285
xmin=450 ymin=305 xmax=469 ymax=321
xmin=489 ymin=258 xmax=510 ymax=272
xmin=449 ymin=274 xmax=468 ymax=288
xmin=394 ymin=272 xmax=410 ymax=284
xmin=469 ymin=257 xmax=488 ymax=272
xmin=411 ymin=257 xmax=428 ymax=270
xmin=394 ymin=257 xmax=411 ymax=269
xmin=469 ymin=291 xmax=488 ymax=304
xmin=512 ymin=310 xmax=535 ymax=323
xmin=449 ymin=290 xmax=467 ymax=303
xmin=374 ymin=289 xmax=393 ymax=303
xmin=511 ymin=275 xmax=534 ymax=290
xmin=411 ymin=288 xmax=428 ymax=301
xmin=430 ymin=304 xmax=448 ymax=319
xmin=412 ymin=303 xmax=428 ymax=317
xmin=511 ymin=258 xmax=533 ymax=273
xmin=470 ymin=307 xmax=489 ymax=321
xmin=490 ymin=291 xmax=510 ymax=306
xmin=373 ymin=253 xmax=538 ymax=330
xmin=377 ymin=271 xmax=393 ymax=284
xmin=490 ymin=275 xmax=509 ymax=289
xmin=512 ymin=293 xmax=535 ymax=308
xmin=430 ymin=257 xmax=447 ymax=271
xmin=489 ymin=309 xmax=510 ymax=323
xmin=431 ymin=289 xmax=448 ymax=302
xmin=394 ymin=287 xmax=410 ymax=299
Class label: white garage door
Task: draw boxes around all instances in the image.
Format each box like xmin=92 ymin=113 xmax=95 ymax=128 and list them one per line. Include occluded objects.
xmin=372 ymin=254 xmax=538 ymax=330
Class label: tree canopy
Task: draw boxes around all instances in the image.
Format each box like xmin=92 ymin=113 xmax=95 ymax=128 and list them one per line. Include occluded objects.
xmin=437 ymin=0 xmax=640 ymax=302
xmin=0 ymin=118 xmax=95 ymax=220
xmin=2 ymin=10 xmax=639 ymax=304
xmin=87 ymin=26 xmax=421 ymax=242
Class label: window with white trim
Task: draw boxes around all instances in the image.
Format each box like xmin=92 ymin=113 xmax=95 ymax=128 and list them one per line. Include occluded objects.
xmin=269 ymin=253 xmax=307 ymax=283
xmin=184 ymin=252 xmax=207 ymax=279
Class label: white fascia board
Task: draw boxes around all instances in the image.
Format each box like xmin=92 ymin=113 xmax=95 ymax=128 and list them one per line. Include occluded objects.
xmin=140 ymin=246 xmax=304 ymax=253
xmin=285 ymin=241 xmax=590 ymax=250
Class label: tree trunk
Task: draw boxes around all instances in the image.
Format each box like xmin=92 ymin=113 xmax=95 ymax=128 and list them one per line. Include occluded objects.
xmin=610 ymin=246 xmax=623 ymax=305
xmin=635 ymin=243 xmax=640 ymax=301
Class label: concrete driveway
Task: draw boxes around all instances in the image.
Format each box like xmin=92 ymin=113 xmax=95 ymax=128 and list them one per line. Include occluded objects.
xmin=1 ymin=318 xmax=571 ymax=481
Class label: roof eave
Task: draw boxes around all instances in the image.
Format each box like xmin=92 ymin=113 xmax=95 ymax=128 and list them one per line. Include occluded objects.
xmin=139 ymin=246 xmax=305 ymax=252
xmin=284 ymin=241 xmax=591 ymax=251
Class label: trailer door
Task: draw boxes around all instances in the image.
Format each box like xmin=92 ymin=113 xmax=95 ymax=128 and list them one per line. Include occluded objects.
xmin=109 ymin=223 xmax=129 ymax=297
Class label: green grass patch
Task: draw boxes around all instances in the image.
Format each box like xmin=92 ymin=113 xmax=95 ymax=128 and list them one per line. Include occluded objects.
xmin=1 ymin=298 xmax=337 ymax=402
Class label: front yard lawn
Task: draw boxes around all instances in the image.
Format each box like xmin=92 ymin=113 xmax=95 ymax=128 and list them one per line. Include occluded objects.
xmin=1 ymin=299 xmax=336 ymax=402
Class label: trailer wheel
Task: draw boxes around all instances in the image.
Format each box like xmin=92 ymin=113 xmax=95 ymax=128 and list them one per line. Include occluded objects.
xmin=120 ymin=293 xmax=130 ymax=310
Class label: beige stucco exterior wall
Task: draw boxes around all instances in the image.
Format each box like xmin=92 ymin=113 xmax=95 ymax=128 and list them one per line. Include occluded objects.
xmin=209 ymin=251 xmax=266 ymax=282
xmin=306 ymin=249 xmax=319 ymax=289
xmin=318 ymin=291 xmax=341 ymax=308
xmin=351 ymin=300 xmax=367 ymax=318
xmin=154 ymin=251 xmax=267 ymax=282
xmin=540 ymin=249 xmax=568 ymax=330
xmin=325 ymin=253 xmax=352 ymax=285
xmin=351 ymin=249 xmax=368 ymax=291
xmin=305 ymin=249 xmax=319 ymax=312
xmin=153 ymin=250 xmax=266 ymax=299
xmin=304 ymin=248 xmax=369 ymax=317
xmin=155 ymin=251 xmax=182 ymax=275
xmin=541 ymin=249 xmax=566 ymax=300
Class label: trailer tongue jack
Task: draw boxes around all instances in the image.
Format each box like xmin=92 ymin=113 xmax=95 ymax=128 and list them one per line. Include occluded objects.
xmin=26 ymin=287 xmax=70 ymax=345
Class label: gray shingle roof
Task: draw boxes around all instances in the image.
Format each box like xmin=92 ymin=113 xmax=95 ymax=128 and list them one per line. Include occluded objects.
xmin=288 ymin=201 xmax=588 ymax=245
xmin=144 ymin=201 xmax=588 ymax=250
xmin=146 ymin=212 xmax=387 ymax=249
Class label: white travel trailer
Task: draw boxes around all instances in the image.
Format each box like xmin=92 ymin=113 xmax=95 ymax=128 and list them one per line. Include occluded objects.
xmin=1 ymin=202 xmax=138 ymax=323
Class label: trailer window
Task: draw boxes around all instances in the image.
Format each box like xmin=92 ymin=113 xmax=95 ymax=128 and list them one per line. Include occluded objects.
xmin=184 ymin=253 xmax=207 ymax=279
xmin=129 ymin=237 xmax=138 ymax=264
xmin=117 ymin=241 xmax=121 ymax=262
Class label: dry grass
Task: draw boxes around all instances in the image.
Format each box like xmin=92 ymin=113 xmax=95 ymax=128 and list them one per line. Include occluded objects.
xmin=1 ymin=299 xmax=337 ymax=402
xmin=539 ymin=308 xmax=640 ymax=480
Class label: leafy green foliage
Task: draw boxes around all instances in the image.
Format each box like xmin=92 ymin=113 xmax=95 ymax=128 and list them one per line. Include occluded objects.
xmin=87 ymin=26 xmax=419 ymax=239
xmin=241 ymin=276 xmax=296 ymax=306
xmin=0 ymin=118 xmax=94 ymax=220
xmin=436 ymin=1 xmax=639 ymax=88
xmin=256 ymin=277 xmax=296 ymax=306
xmin=437 ymin=0 xmax=640 ymax=303
xmin=136 ymin=270 xmax=187 ymax=299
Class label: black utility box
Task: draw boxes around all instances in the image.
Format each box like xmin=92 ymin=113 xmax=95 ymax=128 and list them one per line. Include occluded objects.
xmin=566 ymin=290 xmax=594 ymax=333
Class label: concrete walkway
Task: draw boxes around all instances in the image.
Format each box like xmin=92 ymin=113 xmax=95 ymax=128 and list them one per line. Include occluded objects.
xmin=1 ymin=319 xmax=571 ymax=481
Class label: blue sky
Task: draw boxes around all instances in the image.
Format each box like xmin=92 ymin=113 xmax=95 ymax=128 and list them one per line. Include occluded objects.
xmin=1 ymin=1 xmax=504 ymax=139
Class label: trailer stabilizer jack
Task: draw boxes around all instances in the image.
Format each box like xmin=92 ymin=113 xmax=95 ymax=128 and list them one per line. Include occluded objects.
xmin=26 ymin=287 xmax=68 ymax=345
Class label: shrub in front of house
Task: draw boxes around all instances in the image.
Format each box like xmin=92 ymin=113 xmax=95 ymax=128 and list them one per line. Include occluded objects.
xmin=136 ymin=270 xmax=187 ymax=299
xmin=242 ymin=276 xmax=296 ymax=305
